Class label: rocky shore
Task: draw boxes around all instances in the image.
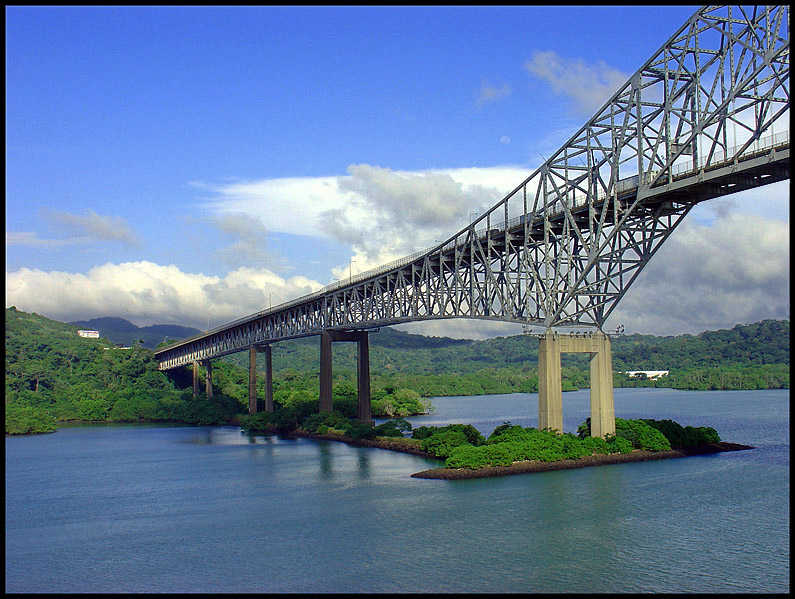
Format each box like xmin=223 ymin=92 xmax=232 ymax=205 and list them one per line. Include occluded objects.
xmin=278 ymin=428 xmax=752 ymax=480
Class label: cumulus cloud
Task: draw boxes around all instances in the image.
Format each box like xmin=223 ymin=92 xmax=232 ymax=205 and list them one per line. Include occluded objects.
xmin=5 ymin=261 xmax=323 ymax=330
xmin=524 ymin=50 xmax=628 ymax=116
xmin=200 ymin=164 xmax=532 ymax=275
xmin=606 ymin=210 xmax=790 ymax=336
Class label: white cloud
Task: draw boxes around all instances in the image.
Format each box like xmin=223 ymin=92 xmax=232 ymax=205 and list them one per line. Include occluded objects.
xmin=199 ymin=164 xmax=532 ymax=275
xmin=5 ymin=261 xmax=323 ymax=331
xmin=524 ymin=50 xmax=628 ymax=116
xmin=606 ymin=209 xmax=790 ymax=336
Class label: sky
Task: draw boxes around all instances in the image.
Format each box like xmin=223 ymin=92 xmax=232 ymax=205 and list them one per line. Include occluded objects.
xmin=6 ymin=5 xmax=790 ymax=339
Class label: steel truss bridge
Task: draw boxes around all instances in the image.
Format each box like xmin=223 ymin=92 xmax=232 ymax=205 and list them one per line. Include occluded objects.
xmin=156 ymin=5 xmax=789 ymax=421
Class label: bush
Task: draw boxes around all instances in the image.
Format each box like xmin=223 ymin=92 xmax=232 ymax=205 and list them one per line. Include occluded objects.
xmin=484 ymin=443 xmax=518 ymax=466
xmin=615 ymin=418 xmax=671 ymax=451
xmin=239 ymin=411 xmax=274 ymax=432
xmin=560 ymin=433 xmax=591 ymax=459
xmin=445 ymin=445 xmax=490 ymax=469
xmin=413 ymin=423 xmax=484 ymax=446
xmin=5 ymin=404 xmax=57 ymax=435
xmin=373 ymin=418 xmax=412 ymax=437
xmin=606 ymin=435 xmax=634 ymax=454
xmin=581 ymin=436 xmax=611 ymax=455
xmin=422 ymin=430 xmax=471 ymax=458
xmin=642 ymin=419 xmax=721 ymax=447
xmin=340 ymin=420 xmax=376 ymax=440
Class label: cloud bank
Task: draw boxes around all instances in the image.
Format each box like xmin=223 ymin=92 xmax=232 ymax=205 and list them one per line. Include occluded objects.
xmin=6 ymin=261 xmax=322 ymax=331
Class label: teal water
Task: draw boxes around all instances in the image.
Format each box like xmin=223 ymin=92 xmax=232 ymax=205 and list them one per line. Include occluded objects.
xmin=5 ymin=388 xmax=789 ymax=593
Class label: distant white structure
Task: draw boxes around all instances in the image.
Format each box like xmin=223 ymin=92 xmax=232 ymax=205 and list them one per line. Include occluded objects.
xmin=625 ymin=370 xmax=669 ymax=380
xmin=77 ymin=330 xmax=100 ymax=338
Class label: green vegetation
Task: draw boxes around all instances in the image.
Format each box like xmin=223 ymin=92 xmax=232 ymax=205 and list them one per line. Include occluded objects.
xmin=5 ymin=307 xmax=245 ymax=434
xmin=5 ymin=306 xmax=789 ymax=437
xmin=437 ymin=416 xmax=721 ymax=470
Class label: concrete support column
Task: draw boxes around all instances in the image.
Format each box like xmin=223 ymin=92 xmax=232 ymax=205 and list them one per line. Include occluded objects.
xmin=248 ymin=346 xmax=258 ymax=414
xmin=319 ymin=332 xmax=333 ymax=413
xmin=261 ymin=345 xmax=273 ymax=412
xmin=204 ymin=360 xmax=213 ymax=399
xmin=538 ymin=331 xmax=563 ymax=432
xmin=589 ymin=331 xmax=616 ymax=438
xmin=192 ymin=361 xmax=199 ymax=399
xmin=357 ymin=332 xmax=374 ymax=427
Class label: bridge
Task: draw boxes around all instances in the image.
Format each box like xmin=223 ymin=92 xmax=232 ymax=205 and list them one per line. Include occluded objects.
xmin=155 ymin=5 xmax=790 ymax=438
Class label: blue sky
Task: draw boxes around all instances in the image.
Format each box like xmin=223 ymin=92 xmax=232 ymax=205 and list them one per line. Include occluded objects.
xmin=6 ymin=5 xmax=790 ymax=337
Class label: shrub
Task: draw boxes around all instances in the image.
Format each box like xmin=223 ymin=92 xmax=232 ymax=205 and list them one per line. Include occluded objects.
xmin=422 ymin=430 xmax=471 ymax=458
xmin=342 ymin=420 xmax=377 ymax=440
xmin=581 ymin=436 xmax=611 ymax=455
xmin=413 ymin=423 xmax=484 ymax=446
xmin=238 ymin=411 xmax=273 ymax=432
xmin=615 ymin=418 xmax=671 ymax=451
xmin=560 ymin=433 xmax=591 ymax=459
xmin=445 ymin=445 xmax=490 ymax=469
xmin=5 ymin=404 xmax=57 ymax=435
xmin=373 ymin=418 xmax=412 ymax=438
xmin=642 ymin=419 xmax=721 ymax=447
xmin=484 ymin=443 xmax=517 ymax=466
xmin=606 ymin=434 xmax=634 ymax=454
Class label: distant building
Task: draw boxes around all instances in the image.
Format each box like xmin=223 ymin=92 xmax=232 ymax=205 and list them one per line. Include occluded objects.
xmin=77 ymin=330 xmax=100 ymax=338
xmin=625 ymin=370 xmax=669 ymax=380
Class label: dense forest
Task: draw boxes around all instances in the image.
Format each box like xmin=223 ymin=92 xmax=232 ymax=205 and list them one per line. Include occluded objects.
xmin=5 ymin=306 xmax=789 ymax=435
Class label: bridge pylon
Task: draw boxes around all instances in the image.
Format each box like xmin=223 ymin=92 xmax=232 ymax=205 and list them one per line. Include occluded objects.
xmin=320 ymin=330 xmax=374 ymax=426
xmin=538 ymin=329 xmax=615 ymax=437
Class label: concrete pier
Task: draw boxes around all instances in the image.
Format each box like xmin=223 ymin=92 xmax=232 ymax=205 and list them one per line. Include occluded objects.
xmin=261 ymin=345 xmax=273 ymax=412
xmin=318 ymin=330 xmax=374 ymax=425
xmin=192 ymin=361 xmax=199 ymax=399
xmin=537 ymin=330 xmax=615 ymax=437
xmin=319 ymin=332 xmax=333 ymax=413
xmin=204 ymin=360 xmax=213 ymax=399
xmin=248 ymin=346 xmax=258 ymax=414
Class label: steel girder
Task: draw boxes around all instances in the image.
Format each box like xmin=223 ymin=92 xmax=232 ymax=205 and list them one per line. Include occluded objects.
xmin=156 ymin=5 xmax=789 ymax=370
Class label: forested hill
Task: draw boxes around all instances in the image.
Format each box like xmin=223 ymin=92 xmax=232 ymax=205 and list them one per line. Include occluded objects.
xmin=218 ymin=318 xmax=790 ymax=376
xmin=69 ymin=316 xmax=200 ymax=350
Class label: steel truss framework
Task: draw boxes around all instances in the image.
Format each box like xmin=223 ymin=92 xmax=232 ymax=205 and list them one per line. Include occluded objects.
xmin=156 ymin=5 xmax=789 ymax=370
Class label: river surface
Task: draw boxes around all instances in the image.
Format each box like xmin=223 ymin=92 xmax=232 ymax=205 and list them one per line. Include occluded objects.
xmin=5 ymin=388 xmax=789 ymax=593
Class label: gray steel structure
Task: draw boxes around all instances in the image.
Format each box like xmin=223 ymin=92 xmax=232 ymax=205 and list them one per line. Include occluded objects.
xmin=156 ymin=5 xmax=789 ymax=371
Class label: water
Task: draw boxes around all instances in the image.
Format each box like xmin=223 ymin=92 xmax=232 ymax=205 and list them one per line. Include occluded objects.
xmin=5 ymin=388 xmax=789 ymax=593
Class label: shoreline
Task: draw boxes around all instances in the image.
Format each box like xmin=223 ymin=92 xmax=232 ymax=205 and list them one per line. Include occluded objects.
xmin=264 ymin=428 xmax=752 ymax=480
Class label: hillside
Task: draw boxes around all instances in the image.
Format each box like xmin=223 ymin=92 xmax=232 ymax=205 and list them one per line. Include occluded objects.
xmin=5 ymin=307 xmax=243 ymax=434
xmin=69 ymin=317 xmax=201 ymax=350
